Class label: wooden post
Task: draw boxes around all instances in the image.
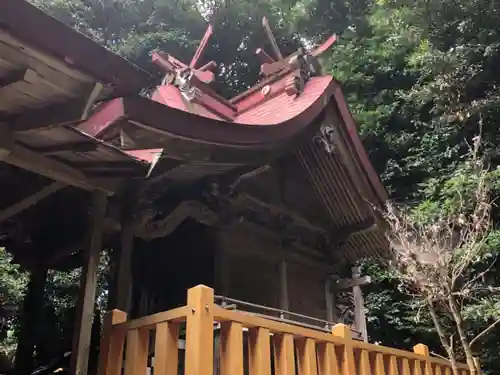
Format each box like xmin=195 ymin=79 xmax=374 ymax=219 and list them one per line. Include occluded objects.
xmin=98 ymin=310 xmax=127 ymax=375
xmin=279 ymin=258 xmax=289 ymax=312
xmin=70 ymin=191 xmax=108 ymax=375
xmin=220 ymin=322 xmax=244 ymax=375
xmin=116 ymin=216 xmax=134 ymax=312
xmin=273 ymin=334 xmax=295 ymax=375
xmin=331 ymin=324 xmax=356 ymax=375
xmin=154 ymin=321 xmax=180 ymax=375
xmin=215 ymin=246 xmax=230 ymax=296
xmin=248 ymin=328 xmax=271 ymax=375
xmin=352 ymin=266 xmax=368 ymax=342
xmin=317 ymin=341 xmax=340 ymax=375
xmin=296 ymin=338 xmax=318 ymax=375
xmin=14 ymin=263 xmax=48 ymax=375
xmin=324 ymin=277 xmax=335 ymax=322
xmin=185 ymin=285 xmax=214 ymax=375
xmin=414 ymin=344 xmax=432 ymax=375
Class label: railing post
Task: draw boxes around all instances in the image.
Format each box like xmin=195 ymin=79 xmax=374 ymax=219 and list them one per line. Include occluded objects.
xmin=185 ymin=285 xmax=215 ymax=375
xmin=332 ymin=324 xmax=356 ymax=375
xmin=220 ymin=322 xmax=244 ymax=375
xmin=248 ymin=328 xmax=271 ymax=375
xmin=124 ymin=327 xmax=150 ymax=375
xmin=98 ymin=309 xmax=127 ymax=375
xmin=414 ymin=344 xmax=432 ymax=375
xmin=154 ymin=322 xmax=180 ymax=375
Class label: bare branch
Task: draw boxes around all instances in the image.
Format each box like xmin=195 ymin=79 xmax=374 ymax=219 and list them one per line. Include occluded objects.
xmin=431 ymin=351 xmax=449 ymax=361
xmin=382 ymin=136 xmax=494 ymax=375
xmin=470 ymin=317 xmax=500 ymax=348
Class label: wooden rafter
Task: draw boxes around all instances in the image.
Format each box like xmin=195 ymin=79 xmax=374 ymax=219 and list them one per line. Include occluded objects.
xmin=0 ymin=181 xmax=64 ymax=224
xmin=0 ymin=128 xmax=114 ymax=193
xmin=0 ymin=68 xmax=29 ymax=88
xmin=7 ymin=98 xmax=86 ymax=133
xmin=33 ymin=142 xmax=98 ymax=155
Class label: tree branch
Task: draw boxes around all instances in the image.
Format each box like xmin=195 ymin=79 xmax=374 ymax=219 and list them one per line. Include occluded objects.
xmin=470 ymin=317 xmax=500 ymax=348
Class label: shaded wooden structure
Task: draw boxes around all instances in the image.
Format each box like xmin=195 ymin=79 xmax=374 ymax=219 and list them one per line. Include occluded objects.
xmin=0 ymin=2 xmax=408 ymax=375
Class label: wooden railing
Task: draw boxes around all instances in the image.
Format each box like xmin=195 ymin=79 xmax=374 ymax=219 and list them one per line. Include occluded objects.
xmin=98 ymin=285 xmax=473 ymax=375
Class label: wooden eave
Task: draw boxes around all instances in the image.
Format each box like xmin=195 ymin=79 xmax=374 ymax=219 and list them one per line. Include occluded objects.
xmin=0 ymin=0 xmax=155 ymax=195
xmin=0 ymin=0 xmax=151 ymax=93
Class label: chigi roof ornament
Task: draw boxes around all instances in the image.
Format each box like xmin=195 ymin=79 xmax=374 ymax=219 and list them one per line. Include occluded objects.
xmin=256 ymin=17 xmax=338 ymax=96
xmin=152 ymin=24 xmax=216 ymax=101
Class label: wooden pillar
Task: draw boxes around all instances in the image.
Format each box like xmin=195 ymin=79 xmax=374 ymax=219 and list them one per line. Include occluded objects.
xmin=107 ymin=191 xmax=136 ymax=313
xmin=70 ymin=191 xmax=108 ymax=375
xmin=14 ymin=263 xmax=48 ymax=375
xmin=352 ymin=266 xmax=368 ymax=342
xmin=115 ymin=217 xmax=134 ymax=312
xmin=278 ymin=258 xmax=289 ymax=312
xmin=215 ymin=246 xmax=230 ymax=296
xmin=324 ymin=278 xmax=335 ymax=322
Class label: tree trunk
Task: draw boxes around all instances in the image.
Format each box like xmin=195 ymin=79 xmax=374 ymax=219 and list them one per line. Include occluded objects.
xmin=447 ymin=295 xmax=479 ymax=375
xmin=427 ymin=300 xmax=460 ymax=375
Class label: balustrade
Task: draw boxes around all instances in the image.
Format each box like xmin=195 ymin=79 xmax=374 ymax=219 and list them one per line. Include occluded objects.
xmin=98 ymin=285 xmax=473 ymax=375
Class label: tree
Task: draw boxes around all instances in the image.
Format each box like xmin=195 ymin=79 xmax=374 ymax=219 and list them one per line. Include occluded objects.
xmin=382 ymin=137 xmax=500 ymax=375
xmin=0 ymin=248 xmax=28 ymax=372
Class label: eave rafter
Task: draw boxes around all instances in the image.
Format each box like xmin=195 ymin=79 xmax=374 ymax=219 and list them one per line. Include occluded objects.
xmin=0 ymin=128 xmax=116 ymax=194
xmin=6 ymin=99 xmax=87 ymax=133
xmin=5 ymin=81 xmax=105 ymax=134
xmin=0 ymin=68 xmax=30 ymax=89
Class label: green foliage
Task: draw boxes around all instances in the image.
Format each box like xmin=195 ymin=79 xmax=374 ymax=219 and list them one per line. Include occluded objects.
xmin=0 ymin=248 xmax=28 ymax=358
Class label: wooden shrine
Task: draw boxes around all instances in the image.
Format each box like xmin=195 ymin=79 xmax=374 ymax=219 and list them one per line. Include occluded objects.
xmin=0 ymin=2 xmax=399 ymax=375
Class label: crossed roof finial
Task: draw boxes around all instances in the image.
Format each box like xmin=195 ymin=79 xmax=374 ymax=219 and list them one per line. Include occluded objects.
xmin=256 ymin=17 xmax=338 ymax=77
xmin=152 ymin=24 xmax=217 ymax=84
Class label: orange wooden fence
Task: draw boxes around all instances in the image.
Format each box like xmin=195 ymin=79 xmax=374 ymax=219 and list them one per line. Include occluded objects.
xmin=98 ymin=285 xmax=472 ymax=375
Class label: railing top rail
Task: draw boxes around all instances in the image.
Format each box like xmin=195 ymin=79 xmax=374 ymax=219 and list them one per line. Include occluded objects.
xmin=111 ymin=306 xmax=188 ymax=331
xmin=212 ymin=305 xmax=470 ymax=370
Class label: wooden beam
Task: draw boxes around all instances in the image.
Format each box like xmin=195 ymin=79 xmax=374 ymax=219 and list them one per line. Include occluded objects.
xmin=0 ymin=128 xmax=113 ymax=193
xmin=115 ymin=193 xmax=137 ymax=313
xmin=0 ymin=68 xmax=30 ymax=89
xmin=278 ymin=259 xmax=289 ymax=312
xmin=69 ymin=161 xmax=139 ymax=170
xmin=7 ymin=99 xmax=86 ymax=133
xmin=33 ymin=142 xmax=98 ymax=155
xmin=334 ymin=276 xmax=371 ymax=290
xmin=0 ymin=182 xmax=64 ymax=223
xmin=214 ymin=246 xmax=230 ymax=296
xmin=70 ymin=192 xmax=108 ymax=375
xmin=324 ymin=278 xmax=335 ymax=322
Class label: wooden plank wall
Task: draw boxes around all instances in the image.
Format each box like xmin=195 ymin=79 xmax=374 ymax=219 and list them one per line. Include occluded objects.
xmin=217 ymin=227 xmax=329 ymax=320
xmin=288 ymin=263 xmax=328 ymax=319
